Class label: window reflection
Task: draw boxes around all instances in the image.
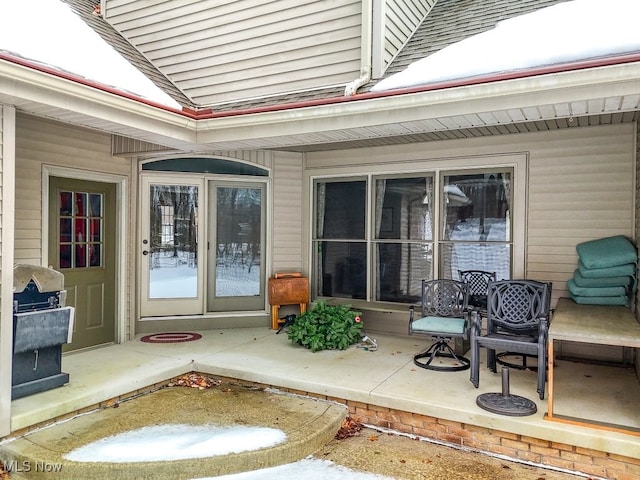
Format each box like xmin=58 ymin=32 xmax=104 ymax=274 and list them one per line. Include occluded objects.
xmin=148 ymin=185 xmax=198 ymax=299
xmin=215 ymin=187 xmax=262 ymax=297
xmin=440 ymin=173 xmax=511 ymax=280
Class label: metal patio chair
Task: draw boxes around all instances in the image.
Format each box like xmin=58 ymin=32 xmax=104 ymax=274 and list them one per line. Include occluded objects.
xmin=470 ymin=279 xmax=551 ymax=399
xmin=409 ymin=279 xmax=472 ymax=371
xmin=459 ymin=270 xmax=496 ymax=316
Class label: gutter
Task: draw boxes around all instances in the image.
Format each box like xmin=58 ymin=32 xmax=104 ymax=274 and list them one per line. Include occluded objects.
xmin=344 ymin=0 xmax=373 ymax=96
xmin=2 ymin=50 xmax=640 ymax=121
xmin=0 ymin=51 xmax=186 ymax=116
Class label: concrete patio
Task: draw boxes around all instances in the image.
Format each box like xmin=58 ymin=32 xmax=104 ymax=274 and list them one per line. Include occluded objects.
xmin=6 ymin=327 xmax=640 ymax=475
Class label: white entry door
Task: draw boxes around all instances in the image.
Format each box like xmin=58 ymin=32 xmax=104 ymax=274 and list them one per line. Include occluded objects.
xmin=140 ymin=176 xmax=204 ymax=316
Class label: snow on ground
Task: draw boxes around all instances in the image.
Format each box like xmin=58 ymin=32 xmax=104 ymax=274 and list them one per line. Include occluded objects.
xmin=64 ymin=424 xmax=286 ymax=462
xmin=64 ymin=424 xmax=393 ymax=479
xmin=149 ymin=258 xmax=260 ymax=298
xmin=372 ymin=0 xmax=640 ymax=91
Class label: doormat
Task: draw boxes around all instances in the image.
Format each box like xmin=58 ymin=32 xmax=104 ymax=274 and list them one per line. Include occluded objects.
xmin=140 ymin=332 xmax=202 ymax=344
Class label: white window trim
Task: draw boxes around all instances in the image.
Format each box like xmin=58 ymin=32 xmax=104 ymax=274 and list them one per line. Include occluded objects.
xmin=303 ymin=153 xmax=528 ymax=302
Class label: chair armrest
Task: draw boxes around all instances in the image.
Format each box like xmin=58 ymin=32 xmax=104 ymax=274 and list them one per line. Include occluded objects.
xmin=471 ymin=310 xmax=482 ymax=335
xmin=538 ymin=316 xmax=549 ymax=342
xmin=408 ymin=305 xmax=415 ymax=335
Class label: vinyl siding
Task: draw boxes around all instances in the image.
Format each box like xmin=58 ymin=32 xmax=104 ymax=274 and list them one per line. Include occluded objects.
xmin=272 ymin=152 xmax=304 ymax=273
xmin=15 ymin=115 xmax=132 ymax=264
xmin=0 ymin=105 xmax=15 ymax=437
xmin=104 ymin=0 xmax=363 ymax=106
xmin=14 ymin=114 xmax=134 ymax=339
xmin=304 ymin=124 xmax=636 ymax=340
xmin=527 ymin=127 xmax=635 ymax=300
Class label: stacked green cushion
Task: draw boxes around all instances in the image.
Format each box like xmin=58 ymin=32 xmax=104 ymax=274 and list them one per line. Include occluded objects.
xmin=578 ymin=261 xmax=636 ymax=279
xmin=567 ymin=235 xmax=637 ymax=306
xmin=572 ymin=269 xmax=631 ymax=287
xmin=576 ymin=235 xmax=637 ymax=269
xmin=569 ymin=294 xmax=629 ymax=306
xmin=567 ymin=279 xmax=626 ymax=297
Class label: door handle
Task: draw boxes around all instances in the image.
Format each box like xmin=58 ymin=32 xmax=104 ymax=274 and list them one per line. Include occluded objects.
xmin=142 ymin=250 xmax=149 ymax=255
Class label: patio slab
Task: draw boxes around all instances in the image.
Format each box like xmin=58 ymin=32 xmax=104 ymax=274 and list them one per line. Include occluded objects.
xmin=2 ymin=382 xmax=347 ymax=479
xmin=7 ymin=329 xmax=640 ymax=465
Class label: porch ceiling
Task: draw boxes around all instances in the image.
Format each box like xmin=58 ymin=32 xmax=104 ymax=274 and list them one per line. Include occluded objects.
xmin=1 ymin=57 xmax=639 ymax=154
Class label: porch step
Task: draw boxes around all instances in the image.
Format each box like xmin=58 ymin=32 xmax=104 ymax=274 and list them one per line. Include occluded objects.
xmin=0 ymin=380 xmax=347 ymax=479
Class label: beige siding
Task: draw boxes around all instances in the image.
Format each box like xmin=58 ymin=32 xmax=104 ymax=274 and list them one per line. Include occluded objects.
xmin=527 ymin=127 xmax=635 ymax=301
xmin=0 ymin=105 xmax=16 ymax=437
xmin=271 ymin=152 xmax=304 ymax=274
xmin=381 ymin=0 xmax=434 ymax=72
xmin=305 ymin=124 xmax=635 ymax=337
xmin=15 ymin=114 xmax=134 ymax=339
xmin=15 ymin=115 xmax=132 ymax=264
xmin=105 ymin=0 xmax=363 ymax=106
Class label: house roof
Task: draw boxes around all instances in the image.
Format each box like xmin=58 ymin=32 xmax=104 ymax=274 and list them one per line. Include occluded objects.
xmin=61 ymin=0 xmax=572 ymax=112
xmin=364 ymin=0 xmax=568 ymax=91
xmin=0 ymin=0 xmax=639 ymax=153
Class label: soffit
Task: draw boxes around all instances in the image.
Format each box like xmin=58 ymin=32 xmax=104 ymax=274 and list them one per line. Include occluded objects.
xmin=1 ymin=56 xmax=639 ymax=154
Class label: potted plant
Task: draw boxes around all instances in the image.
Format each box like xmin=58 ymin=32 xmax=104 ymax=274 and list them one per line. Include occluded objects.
xmin=287 ymin=300 xmax=363 ymax=352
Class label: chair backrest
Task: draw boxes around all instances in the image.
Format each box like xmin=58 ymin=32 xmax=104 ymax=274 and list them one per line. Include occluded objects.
xmin=486 ymin=279 xmax=550 ymax=333
xmin=458 ymin=270 xmax=496 ymax=309
xmin=421 ymin=279 xmax=469 ymax=318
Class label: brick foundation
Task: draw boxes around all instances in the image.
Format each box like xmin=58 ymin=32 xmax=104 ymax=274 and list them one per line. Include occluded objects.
xmin=276 ymin=384 xmax=640 ymax=480
xmin=5 ymin=374 xmax=640 ymax=479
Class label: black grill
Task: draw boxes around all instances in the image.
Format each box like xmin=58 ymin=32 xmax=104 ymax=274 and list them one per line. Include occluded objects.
xmin=12 ymin=265 xmax=74 ymax=399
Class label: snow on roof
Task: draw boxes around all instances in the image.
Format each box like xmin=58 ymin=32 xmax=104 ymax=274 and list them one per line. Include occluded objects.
xmin=372 ymin=0 xmax=640 ymax=92
xmin=0 ymin=0 xmax=180 ymax=108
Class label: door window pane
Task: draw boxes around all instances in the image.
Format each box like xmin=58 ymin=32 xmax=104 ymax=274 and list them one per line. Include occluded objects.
xmin=75 ymin=192 xmax=86 ymax=216
xmin=89 ymin=193 xmax=102 ymax=216
xmin=215 ymin=187 xmax=262 ymax=297
xmin=148 ymin=185 xmax=198 ymax=298
xmin=59 ymin=190 xmax=103 ymax=269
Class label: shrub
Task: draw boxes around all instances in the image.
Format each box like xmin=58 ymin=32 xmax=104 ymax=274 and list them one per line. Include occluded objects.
xmin=287 ymin=301 xmax=363 ymax=352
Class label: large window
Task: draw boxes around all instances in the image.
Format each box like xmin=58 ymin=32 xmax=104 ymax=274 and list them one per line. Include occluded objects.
xmin=373 ymin=176 xmax=434 ymax=303
xmin=313 ymin=179 xmax=367 ymax=300
xmin=312 ymin=170 xmax=512 ymax=304
xmin=440 ymin=172 xmax=511 ymax=281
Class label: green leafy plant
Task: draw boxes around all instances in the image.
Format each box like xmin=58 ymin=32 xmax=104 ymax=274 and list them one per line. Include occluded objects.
xmin=287 ymin=301 xmax=363 ymax=352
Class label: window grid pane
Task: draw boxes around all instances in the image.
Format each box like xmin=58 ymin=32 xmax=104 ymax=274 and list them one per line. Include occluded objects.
xmin=440 ymin=172 xmax=511 ymax=280
xmin=59 ymin=190 xmax=104 ymax=269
